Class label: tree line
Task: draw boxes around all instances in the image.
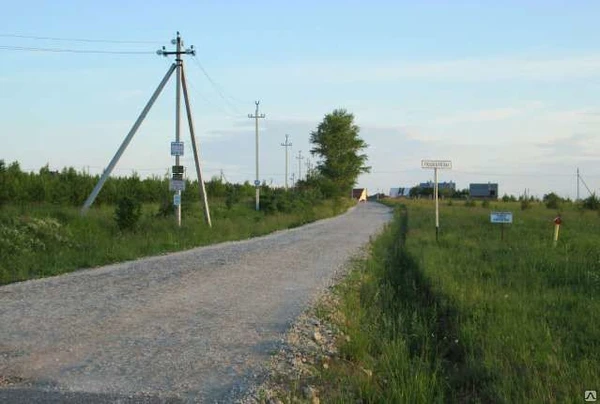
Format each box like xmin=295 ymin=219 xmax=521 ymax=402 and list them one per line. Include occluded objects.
xmin=1 ymin=109 xmax=371 ymax=209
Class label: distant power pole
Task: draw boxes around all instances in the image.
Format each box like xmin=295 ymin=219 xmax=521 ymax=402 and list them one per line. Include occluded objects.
xmin=577 ymin=167 xmax=580 ymax=201
xmin=296 ymin=150 xmax=304 ymax=181
xmin=248 ymin=101 xmax=266 ymax=211
xmin=305 ymin=158 xmax=311 ymax=178
xmin=280 ymin=134 xmax=292 ymax=189
xmin=291 ymin=172 xmax=296 ymax=188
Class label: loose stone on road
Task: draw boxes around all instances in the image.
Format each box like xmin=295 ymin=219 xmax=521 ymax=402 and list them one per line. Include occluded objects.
xmin=0 ymin=202 xmax=392 ymax=403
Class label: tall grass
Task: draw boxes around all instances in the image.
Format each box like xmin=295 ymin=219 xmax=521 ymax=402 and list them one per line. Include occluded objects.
xmin=0 ymin=197 xmax=354 ymax=285
xmin=316 ymin=200 xmax=600 ymax=403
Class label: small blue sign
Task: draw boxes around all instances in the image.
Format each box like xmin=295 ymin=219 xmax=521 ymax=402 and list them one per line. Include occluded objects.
xmin=254 ymin=180 xmax=261 ymax=187
xmin=173 ymin=194 xmax=181 ymax=206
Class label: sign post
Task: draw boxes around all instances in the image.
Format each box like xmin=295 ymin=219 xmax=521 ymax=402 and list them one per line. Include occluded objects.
xmin=490 ymin=211 xmax=513 ymax=241
xmin=421 ymin=160 xmax=452 ymax=241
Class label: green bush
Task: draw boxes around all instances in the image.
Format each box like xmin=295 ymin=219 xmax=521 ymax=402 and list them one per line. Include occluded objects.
xmin=582 ymin=194 xmax=600 ymax=210
xmin=482 ymin=200 xmax=490 ymax=208
xmin=521 ymin=199 xmax=531 ymax=210
xmin=115 ymin=196 xmax=141 ymax=231
xmin=156 ymin=198 xmax=175 ymax=217
xmin=464 ymin=199 xmax=476 ymax=207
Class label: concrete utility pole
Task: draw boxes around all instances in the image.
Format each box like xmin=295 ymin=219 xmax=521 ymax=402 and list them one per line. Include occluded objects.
xmin=81 ymin=32 xmax=212 ymax=228
xmin=248 ymin=101 xmax=266 ymax=211
xmin=296 ymin=150 xmax=304 ymax=182
xmin=577 ymin=167 xmax=580 ymax=201
xmin=305 ymin=158 xmax=311 ymax=178
xmin=291 ymin=172 xmax=296 ymax=189
xmin=280 ymin=134 xmax=292 ymax=189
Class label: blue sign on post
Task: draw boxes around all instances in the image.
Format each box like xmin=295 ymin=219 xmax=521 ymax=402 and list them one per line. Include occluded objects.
xmin=173 ymin=194 xmax=181 ymax=206
xmin=254 ymin=180 xmax=261 ymax=187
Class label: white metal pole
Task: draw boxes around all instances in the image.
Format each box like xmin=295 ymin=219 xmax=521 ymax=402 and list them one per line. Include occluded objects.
xmin=435 ymin=167 xmax=439 ymax=241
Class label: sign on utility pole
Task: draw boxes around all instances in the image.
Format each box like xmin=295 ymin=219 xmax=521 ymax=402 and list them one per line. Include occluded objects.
xmin=421 ymin=160 xmax=452 ymax=241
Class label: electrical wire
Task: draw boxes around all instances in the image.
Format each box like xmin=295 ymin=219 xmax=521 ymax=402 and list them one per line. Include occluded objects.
xmin=190 ymin=56 xmax=245 ymax=115
xmin=0 ymin=45 xmax=154 ymax=54
xmin=0 ymin=33 xmax=159 ymax=44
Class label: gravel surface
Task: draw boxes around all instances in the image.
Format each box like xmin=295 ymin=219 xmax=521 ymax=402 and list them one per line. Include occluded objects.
xmin=0 ymin=202 xmax=392 ymax=403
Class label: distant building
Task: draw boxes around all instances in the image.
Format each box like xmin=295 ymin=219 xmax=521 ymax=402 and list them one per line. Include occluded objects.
xmin=469 ymin=183 xmax=498 ymax=199
xmin=352 ymin=188 xmax=367 ymax=202
xmin=389 ymin=187 xmax=411 ymax=198
xmin=419 ymin=181 xmax=456 ymax=191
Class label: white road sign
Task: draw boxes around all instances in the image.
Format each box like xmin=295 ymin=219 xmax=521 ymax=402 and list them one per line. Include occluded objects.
xmin=490 ymin=212 xmax=513 ymax=224
xmin=421 ymin=160 xmax=452 ymax=169
xmin=171 ymin=141 xmax=184 ymax=156
xmin=169 ymin=179 xmax=186 ymax=191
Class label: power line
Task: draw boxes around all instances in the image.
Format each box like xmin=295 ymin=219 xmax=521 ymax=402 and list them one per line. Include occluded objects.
xmin=0 ymin=45 xmax=154 ymax=54
xmin=191 ymin=56 xmax=244 ymax=115
xmin=0 ymin=33 xmax=159 ymax=44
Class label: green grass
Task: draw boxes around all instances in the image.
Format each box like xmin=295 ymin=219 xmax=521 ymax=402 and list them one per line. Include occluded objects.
xmin=0 ymin=197 xmax=354 ymax=285
xmin=311 ymin=199 xmax=600 ymax=403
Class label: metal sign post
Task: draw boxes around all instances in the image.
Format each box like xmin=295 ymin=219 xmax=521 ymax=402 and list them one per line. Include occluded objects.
xmin=490 ymin=211 xmax=513 ymax=241
xmin=421 ymin=160 xmax=452 ymax=241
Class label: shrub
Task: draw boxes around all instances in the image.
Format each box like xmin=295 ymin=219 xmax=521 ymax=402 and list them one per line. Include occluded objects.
xmin=582 ymin=194 xmax=600 ymax=210
xmin=464 ymin=199 xmax=476 ymax=207
xmin=543 ymin=192 xmax=563 ymax=210
xmin=482 ymin=200 xmax=490 ymax=208
xmin=520 ymin=199 xmax=531 ymax=210
xmin=115 ymin=196 xmax=141 ymax=231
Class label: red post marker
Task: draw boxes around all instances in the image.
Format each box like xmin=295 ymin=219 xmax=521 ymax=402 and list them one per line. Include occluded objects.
xmin=553 ymin=216 xmax=562 ymax=246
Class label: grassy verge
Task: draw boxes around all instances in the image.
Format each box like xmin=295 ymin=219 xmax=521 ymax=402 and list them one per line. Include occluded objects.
xmin=0 ymin=197 xmax=354 ymax=285
xmin=303 ymin=200 xmax=600 ymax=403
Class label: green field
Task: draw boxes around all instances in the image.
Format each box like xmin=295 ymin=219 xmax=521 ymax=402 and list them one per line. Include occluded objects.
xmin=0 ymin=197 xmax=354 ymax=285
xmin=315 ymin=199 xmax=599 ymax=403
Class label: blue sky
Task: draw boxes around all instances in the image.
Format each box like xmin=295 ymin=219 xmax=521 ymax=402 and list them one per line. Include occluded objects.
xmin=2 ymin=1 xmax=600 ymax=198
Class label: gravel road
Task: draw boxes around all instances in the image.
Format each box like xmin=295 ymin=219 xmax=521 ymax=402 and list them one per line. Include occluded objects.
xmin=0 ymin=202 xmax=392 ymax=403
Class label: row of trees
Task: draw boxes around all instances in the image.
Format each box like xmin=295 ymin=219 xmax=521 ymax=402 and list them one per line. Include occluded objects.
xmin=0 ymin=109 xmax=371 ymax=209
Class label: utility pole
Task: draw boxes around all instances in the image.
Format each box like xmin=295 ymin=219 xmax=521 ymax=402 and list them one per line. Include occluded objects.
xmin=305 ymin=158 xmax=311 ymax=179
xmin=248 ymin=101 xmax=266 ymax=211
xmin=291 ymin=172 xmax=296 ymax=189
xmin=296 ymin=150 xmax=304 ymax=182
xmin=281 ymin=134 xmax=292 ymax=189
xmin=577 ymin=167 xmax=580 ymax=201
xmin=80 ymin=32 xmax=212 ymax=228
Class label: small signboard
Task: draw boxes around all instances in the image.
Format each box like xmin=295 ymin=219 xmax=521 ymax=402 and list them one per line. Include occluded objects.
xmin=172 ymin=165 xmax=184 ymax=174
xmin=169 ymin=179 xmax=186 ymax=191
xmin=173 ymin=194 xmax=181 ymax=206
xmin=421 ymin=160 xmax=452 ymax=169
xmin=490 ymin=212 xmax=513 ymax=224
xmin=254 ymin=180 xmax=261 ymax=187
xmin=170 ymin=141 xmax=184 ymax=156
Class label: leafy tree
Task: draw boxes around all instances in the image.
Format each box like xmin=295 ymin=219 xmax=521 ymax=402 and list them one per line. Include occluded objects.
xmin=543 ymin=192 xmax=564 ymax=209
xmin=309 ymin=109 xmax=370 ymax=198
xmin=582 ymin=194 xmax=600 ymax=210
